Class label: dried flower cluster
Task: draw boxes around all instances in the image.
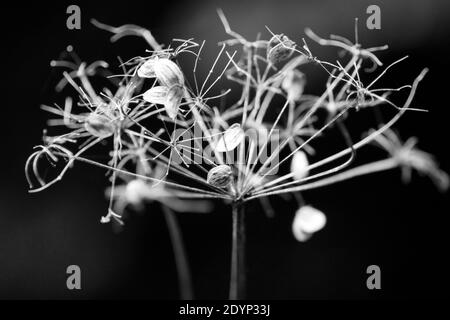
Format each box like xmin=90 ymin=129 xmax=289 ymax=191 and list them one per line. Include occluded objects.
xmin=25 ymin=12 xmax=448 ymax=299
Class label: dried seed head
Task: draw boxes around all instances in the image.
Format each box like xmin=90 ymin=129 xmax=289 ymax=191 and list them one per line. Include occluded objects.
xmin=282 ymin=69 xmax=306 ymax=101
xmin=207 ymin=165 xmax=233 ymax=188
xmin=292 ymin=206 xmax=326 ymax=242
xmin=84 ymin=113 xmax=116 ymax=138
xmin=138 ymin=57 xmax=185 ymax=87
xmin=143 ymin=85 xmax=184 ymax=120
xmin=215 ymin=123 xmax=245 ymax=152
xmin=290 ymin=151 xmax=309 ymax=180
xmin=267 ymin=34 xmax=295 ymax=65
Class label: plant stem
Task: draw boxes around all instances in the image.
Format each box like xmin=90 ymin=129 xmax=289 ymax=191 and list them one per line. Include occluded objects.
xmin=162 ymin=206 xmax=194 ymax=300
xmin=229 ymin=203 xmax=246 ymax=300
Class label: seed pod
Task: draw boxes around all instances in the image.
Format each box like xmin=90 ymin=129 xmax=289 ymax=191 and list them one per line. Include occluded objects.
xmin=267 ymin=34 xmax=295 ymax=65
xmin=290 ymin=151 xmax=309 ymax=180
xmin=84 ymin=113 xmax=116 ymax=138
xmin=143 ymin=85 xmax=183 ymax=120
xmin=137 ymin=59 xmax=157 ymax=78
xmin=292 ymin=206 xmax=326 ymax=242
xmin=143 ymin=86 xmax=169 ymax=105
xmin=207 ymin=165 xmax=233 ymax=188
xmin=215 ymin=123 xmax=245 ymax=152
xmin=282 ymin=69 xmax=305 ymax=101
xmin=165 ymin=84 xmax=184 ymax=120
xmin=137 ymin=57 xmax=184 ymax=87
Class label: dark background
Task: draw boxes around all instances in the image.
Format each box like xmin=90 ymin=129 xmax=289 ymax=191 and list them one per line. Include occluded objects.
xmin=1 ymin=0 xmax=449 ymax=299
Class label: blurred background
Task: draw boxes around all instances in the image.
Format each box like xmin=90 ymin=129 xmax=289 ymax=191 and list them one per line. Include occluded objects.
xmin=1 ymin=0 xmax=449 ymax=299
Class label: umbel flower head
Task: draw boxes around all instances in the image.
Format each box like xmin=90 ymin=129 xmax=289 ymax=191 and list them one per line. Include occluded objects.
xmin=25 ymin=13 xmax=447 ymax=230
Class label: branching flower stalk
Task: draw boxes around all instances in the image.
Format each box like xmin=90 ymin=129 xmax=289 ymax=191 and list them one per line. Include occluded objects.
xmin=25 ymin=11 xmax=448 ymax=300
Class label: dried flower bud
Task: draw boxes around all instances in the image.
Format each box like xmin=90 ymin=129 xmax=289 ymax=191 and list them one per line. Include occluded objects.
xmin=137 ymin=57 xmax=184 ymax=87
xmin=267 ymin=34 xmax=295 ymax=65
xmin=215 ymin=123 xmax=245 ymax=152
xmin=143 ymin=85 xmax=184 ymax=120
xmin=207 ymin=165 xmax=233 ymax=188
xmin=84 ymin=113 xmax=116 ymax=138
xmin=282 ymin=70 xmax=305 ymax=101
xmin=292 ymin=206 xmax=326 ymax=242
xmin=290 ymin=151 xmax=309 ymax=180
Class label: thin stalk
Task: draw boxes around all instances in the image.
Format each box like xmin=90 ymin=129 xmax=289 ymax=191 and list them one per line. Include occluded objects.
xmin=229 ymin=203 xmax=246 ymax=300
xmin=162 ymin=206 xmax=194 ymax=300
xmin=247 ymin=158 xmax=398 ymax=200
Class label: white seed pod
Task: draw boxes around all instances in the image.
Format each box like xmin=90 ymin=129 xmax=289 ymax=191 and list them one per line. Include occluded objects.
xmin=267 ymin=34 xmax=295 ymax=65
xmin=125 ymin=179 xmax=151 ymax=206
xmin=207 ymin=165 xmax=233 ymax=188
xmin=137 ymin=59 xmax=157 ymax=78
xmin=84 ymin=113 xmax=116 ymax=138
xmin=292 ymin=206 xmax=327 ymax=242
xmin=215 ymin=123 xmax=245 ymax=152
xmin=290 ymin=151 xmax=309 ymax=180
xmin=282 ymin=69 xmax=305 ymax=101
xmin=165 ymin=84 xmax=184 ymax=120
xmin=137 ymin=57 xmax=184 ymax=87
xmin=143 ymin=86 xmax=169 ymax=105
xmin=143 ymin=85 xmax=184 ymax=120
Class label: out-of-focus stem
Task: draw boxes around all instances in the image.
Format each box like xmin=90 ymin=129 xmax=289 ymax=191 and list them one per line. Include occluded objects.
xmin=229 ymin=203 xmax=246 ymax=300
xmin=162 ymin=206 xmax=194 ymax=300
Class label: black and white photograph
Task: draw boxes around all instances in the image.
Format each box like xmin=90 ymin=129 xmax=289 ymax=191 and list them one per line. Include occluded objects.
xmin=1 ymin=0 xmax=449 ymax=307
